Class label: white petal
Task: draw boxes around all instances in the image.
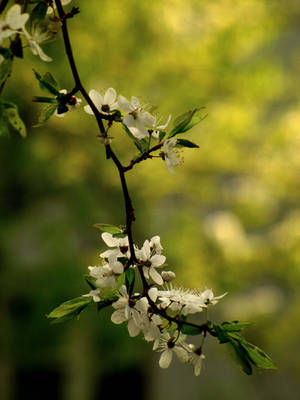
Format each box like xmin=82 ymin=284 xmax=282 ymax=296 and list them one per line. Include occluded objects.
xmin=131 ymin=96 xmax=140 ymax=108
xmin=101 ymin=232 xmax=118 ymax=247
xmin=174 ymin=346 xmax=189 ymax=363
xmin=123 ymin=114 xmax=135 ymax=128
xmin=89 ymin=89 xmax=104 ymax=109
xmin=165 ymin=158 xmax=176 ymax=174
xmin=128 ymin=319 xmax=140 ymax=337
xmin=159 ymin=350 xmax=173 ymax=369
xmin=84 ymin=105 xmax=94 ymax=115
xmin=157 ymin=114 xmax=171 ymax=130
xmin=148 ymin=287 xmax=158 ymax=302
xmin=143 ymin=266 xmax=150 ymax=280
xmin=150 ymin=254 xmax=166 ymax=267
xmin=111 ymin=261 xmax=123 ymax=274
xmin=118 ymin=95 xmax=133 ymax=113
xmin=111 ymin=309 xmax=126 ymax=324
xmin=104 ymin=87 xmax=117 ymax=105
xmin=149 ymin=267 xmax=163 ymax=285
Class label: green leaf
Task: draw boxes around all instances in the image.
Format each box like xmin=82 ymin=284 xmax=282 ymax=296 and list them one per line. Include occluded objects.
xmin=125 ymin=268 xmax=135 ymax=296
xmin=0 ymin=57 xmax=12 ymax=86
xmin=226 ymin=340 xmax=253 ymax=375
xmin=221 ymin=321 xmax=251 ymax=332
xmin=33 ymin=96 xmax=57 ymax=104
xmin=34 ymin=103 xmax=57 ymax=127
xmin=159 ymin=131 xmax=166 ymax=141
xmin=115 ymin=272 xmax=125 ymax=292
xmin=238 ymin=340 xmax=277 ymax=370
xmin=47 ymin=296 xmax=92 ymax=323
xmin=176 ymin=138 xmax=199 ymax=148
xmin=30 ymin=2 xmax=48 ymax=24
xmin=180 ymin=323 xmax=206 ymax=335
xmin=122 ymin=123 xmax=144 ymax=152
xmin=0 ymin=100 xmax=26 ymax=138
xmin=33 ymin=70 xmax=60 ymax=96
xmin=84 ymin=275 xmax=97 ymax=290
xmin=214 ymin=324 xmax=230 ymax=344
xmin=93 ymin=223 xmax=123 ymax=235
xmin=0 ymin=111 xmax=9 ymax=136
xmin=169 ymin=108 xmax=207 ymax=138
xmin=112 ymin=232 xmax=127 ymax=238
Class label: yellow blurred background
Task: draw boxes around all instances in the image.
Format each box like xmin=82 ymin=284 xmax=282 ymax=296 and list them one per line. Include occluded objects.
xmin=1 ymin=0 xmax=300 ymax=399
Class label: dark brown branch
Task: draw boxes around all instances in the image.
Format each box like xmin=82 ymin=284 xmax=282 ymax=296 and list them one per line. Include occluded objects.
xmin=123 ymin=142 xmax=163 ymax=172
xmin=54 ymin=0 xmax=137 ymax=262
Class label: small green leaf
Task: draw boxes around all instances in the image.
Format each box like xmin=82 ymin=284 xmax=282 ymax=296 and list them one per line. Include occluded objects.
xmin=239 ymin=340 xmax=277 ymax=370
xmin=112 ymin=232 xmax=127 ymax=238
xmin=115 ymin=273 xmax=125 ymax=292
xmin=33 ymin=69 xmax=60 ymax=96
xmin=84 ymin=275 xmax=97 ymax=290
xmin=93 ymin=223 xmax=123 ymax=235
xmin=214 ymin=324 xmax=230 ymax=344
xmin=226 ymin=340 xmax=253 ymax=375
xmin=0 ymin=100 xmax=26 ymax=138
xmin=169 ymin=108 xmax=206 ymax=138
xmin=176 ymin=138 xmax=199 ymax=148
xmin=30 ymin=2 xmax=48 ymax=24
xmin=221 ymin=321 xmax=251 ymax=332
xmin=180 ymin=324 xmax=206 ymax=335
xmin=159 ymin=131 xmax=166 ymax=141
xmin=0 ymin=57 xmax=12 ymax=86
xmin=34 ymin=103 xmax=57 ymax=127
xmin=125 ymin=268 xmax=135 ymax=296
xmin=47 ymin=296 xmax=92 ymax=323
xmin=33 ymin=96 xmax=57 ymax=104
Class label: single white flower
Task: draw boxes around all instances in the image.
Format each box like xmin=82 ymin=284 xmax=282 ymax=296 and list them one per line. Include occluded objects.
xmin=199 ymin=289 xmax=227 ymax=305
xmin=151 ymin=115 xmax=171 ymax=139
xmin=83 ymin=288 xmax=101 ymax=302
xmin=136 ymin=240 xmax=166 ymax=285
xmin=111 ymin=286 xmax=148 ymax=337
xmin=156 ymin=332 xmax=189 ymax=368
xmin=47 ymin=0 xmax=72 ymax=14
xmin=157 ymin=285 xmax=206 ymax=315
xmin=88 ymin=264 xmax=116 ymax=288
xmin=84 ymin=88 xmax=118 ymax=115
xmin=118 ymin=95 xmax=155 ymax=139
xmin=162 ymin=138 xmax=181 ymax=174
xmin=187 ymin=344 xmax=206 ymax=376
xmin=100 ymin=232 xmax=129 ymax=259
xmin=0 ymin=5 xmax=29 ymax=44
xmin=54 ymin=89 xmax=82 ymax=118
xmin=23 ymin=26 xmax=53 ymax=62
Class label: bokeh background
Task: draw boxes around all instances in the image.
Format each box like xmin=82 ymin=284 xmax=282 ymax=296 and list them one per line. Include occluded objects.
xmin=1 ymin=0 xmax=300 ymax=399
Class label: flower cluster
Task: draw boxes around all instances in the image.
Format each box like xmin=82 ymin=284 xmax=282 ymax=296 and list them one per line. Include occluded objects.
xmin=83 ymin=231 xmax=226 ymax=375
xmin=0 ymin=4 xmax=59 ymax=62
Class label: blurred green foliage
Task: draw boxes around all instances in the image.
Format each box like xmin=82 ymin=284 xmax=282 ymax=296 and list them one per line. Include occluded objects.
xmin=1 ymin=0 xmax=300 ymax=399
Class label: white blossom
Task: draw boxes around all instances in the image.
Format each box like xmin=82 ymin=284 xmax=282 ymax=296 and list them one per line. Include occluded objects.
xmin=100 ymin=232 xmax=130 ymax=259
xmin=0 ymin=5 xmax=29 ymax=44
xmin=111 ymin=286 xmax=148 ymax=337
xmin=84 ymin=88 xmax=118 ymax=115
xmin=199 ymin=289 xmax=227 ymax=305
xmin=157 ymin=285 xmax=206 ymax=315
xmin=156 ymin=332 xmax=189 ymax=368
xmin=88 ymin=264 xmax=116 ymax=288
xmin=136 ymin=239 xmax=166 ymax=285
xmin=151 ymin=115 xmax=171 ymax=139
xmin=118 ymin=95 xmax=155 ymax=139
xmin=54 ymin=89 xmax=82 ymax=118
xmin=187 ymin=344 xmax=206 ymax=376
xmin=162 ymin=138 xmax=181 ymax=174
xmin=23 ymin=26 xmax=53 ymax=62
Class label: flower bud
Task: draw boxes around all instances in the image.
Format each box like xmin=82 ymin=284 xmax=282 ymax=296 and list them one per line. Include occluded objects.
xmin=161 ymin=270 xmax=176 ymax=282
